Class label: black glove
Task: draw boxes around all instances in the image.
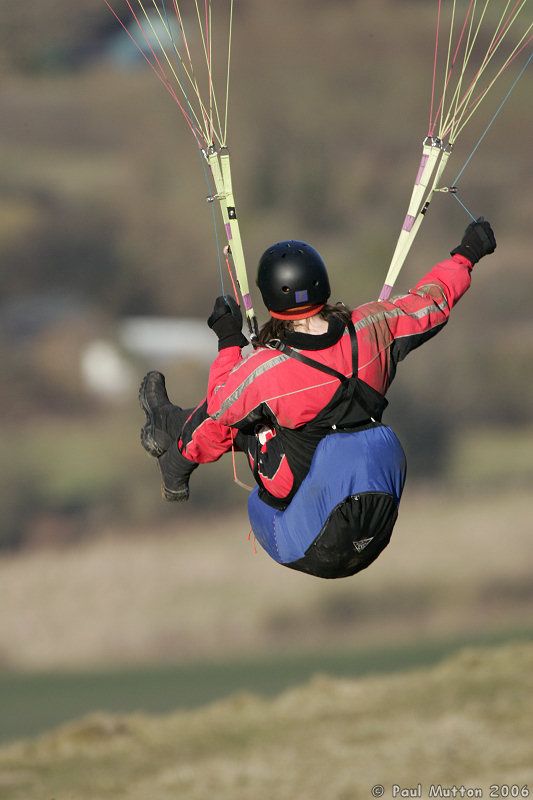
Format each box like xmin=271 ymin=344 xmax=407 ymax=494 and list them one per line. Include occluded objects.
xmin=207 ymin=295 xmax=248 ymax=351
xmin=451 ymin=217 xmax=496 ymax=264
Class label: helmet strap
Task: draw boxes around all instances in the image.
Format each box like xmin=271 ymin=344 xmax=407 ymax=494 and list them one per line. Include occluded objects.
xmin=269 ymin=303 xmax=325 ymax=321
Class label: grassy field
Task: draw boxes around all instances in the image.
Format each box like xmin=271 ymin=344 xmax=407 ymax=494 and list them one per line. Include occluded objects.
xmin=1 ymin=640 xmax=532 ymax=800
xmin=1 ymin=626 xmax=532 ymax=745
xmin=2 ymin=487 xmax=532 ymax=671
xmin=1 ymin=486 xmax=532 ymax=747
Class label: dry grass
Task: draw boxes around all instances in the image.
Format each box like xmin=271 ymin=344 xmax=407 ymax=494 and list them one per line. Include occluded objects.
xmin=1 ymin=641 xmax=532 ymax=800
xmin=1 ymin=488 xmax=532 ymax=670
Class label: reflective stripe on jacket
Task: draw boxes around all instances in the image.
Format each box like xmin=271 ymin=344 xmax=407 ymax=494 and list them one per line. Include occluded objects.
xmin=179 ymin=254 xmax=472 ymax=498
xmin=206 ymin=254 xmax=472 ymax=430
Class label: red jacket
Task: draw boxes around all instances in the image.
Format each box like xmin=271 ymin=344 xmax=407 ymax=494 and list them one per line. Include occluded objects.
xmin=181 ymin=254 xmax=473 ymax=497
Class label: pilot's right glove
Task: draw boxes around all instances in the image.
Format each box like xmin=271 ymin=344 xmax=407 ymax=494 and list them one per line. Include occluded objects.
xmin=207 ymin=295 xmax=249 ymax=351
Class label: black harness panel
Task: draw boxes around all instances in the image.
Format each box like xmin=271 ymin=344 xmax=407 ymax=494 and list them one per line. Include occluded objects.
xmin=257 ymin=321 xmax=388 ymax=508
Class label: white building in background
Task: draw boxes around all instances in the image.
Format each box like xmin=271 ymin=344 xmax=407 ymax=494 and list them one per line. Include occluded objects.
xmin=81 ymin=317 xmax=219 ymax=401
xmin=118 ymin=317 xmax=217 ymax=363
xmin=81 ymin=340 xmax=135 ymax=401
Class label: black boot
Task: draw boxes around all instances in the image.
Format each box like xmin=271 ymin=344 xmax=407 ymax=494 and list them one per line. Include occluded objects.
xmin=158 ymin=441 xmax=199 ymax=502
xmin=139 ymin=371 xmax=192 ymax=457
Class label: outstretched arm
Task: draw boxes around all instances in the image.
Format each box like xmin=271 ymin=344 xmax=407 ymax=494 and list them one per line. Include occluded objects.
xmin=387 ymin=217 xmax=496 ymax=365
xmin=384 ymin=252 xmax=473 ymax=366
xmin=354 ymin=219 xmax=496 ymax=392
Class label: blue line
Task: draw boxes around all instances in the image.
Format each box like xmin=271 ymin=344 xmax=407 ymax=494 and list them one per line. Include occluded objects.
xmin=453 ymin=50 xmax=532 ymax=186
xmin=452 ymin=192 xmax=477 ymax=222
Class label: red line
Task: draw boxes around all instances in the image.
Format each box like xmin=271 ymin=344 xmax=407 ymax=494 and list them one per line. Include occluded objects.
xmin=440 ymin=1 xmax=527 ymax=137
xmin=224 ymin=248 xmax=240 ymax=302
xmin=124 ymin=0 xmax=170 ymax=80
xmin=103 ymin=0 xmax=206 ymax=148
xmin=104 ymin=0 xmax=166 ymax=80
xmin=173 ymin=0 xmax=193 ymax=64
xmin=172 ymin=0 xmax=211 ymax=139
xmin=443 ymin=33 xmax=533 ymax=138
xmin=430 ymin=0 xmax=476 ymax=135
xmin=488 ymin=0 xmax=523 ymax=57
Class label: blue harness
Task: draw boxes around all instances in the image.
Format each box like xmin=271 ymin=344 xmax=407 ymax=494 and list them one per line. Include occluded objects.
xmin=248 ymin=425 xmax=406 ymax=566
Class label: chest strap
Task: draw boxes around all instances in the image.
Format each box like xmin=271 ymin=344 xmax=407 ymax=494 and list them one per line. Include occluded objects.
xmin=270 ymin=320 xmax=358 ymax=383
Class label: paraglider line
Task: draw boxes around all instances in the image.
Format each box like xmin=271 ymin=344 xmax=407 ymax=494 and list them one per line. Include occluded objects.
xmin=453 ymin=49 xmax=532 ymax=184
xmin=103 ymin=0 xmax=206 ymax=148
xmin=430 ymin=0 xmax=477 ymax=135
xmin=442 ymin=4 xmax=530 ymax=140
xmin=451 ymin=192 xmax=477 ymax=222
xmin=448 ymin=29 xmax=532 ymax=140
xmin=429 ymin=0 xmax=442 ymax=134
xmin=160 ymin=0 xmax=225 ymax=288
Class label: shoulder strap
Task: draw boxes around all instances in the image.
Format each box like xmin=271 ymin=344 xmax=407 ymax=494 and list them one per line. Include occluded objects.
xmin=269 ymin=320 xmax=358 ymax=384
xmin=272 ymin=341 xmax=349 ymax=382
xmin=347 ymin=320 xmax=359 ymax=376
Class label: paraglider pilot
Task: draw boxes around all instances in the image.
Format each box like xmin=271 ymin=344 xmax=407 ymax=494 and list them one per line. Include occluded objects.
xmin=139 ymin=218 xmax=496 ymax=579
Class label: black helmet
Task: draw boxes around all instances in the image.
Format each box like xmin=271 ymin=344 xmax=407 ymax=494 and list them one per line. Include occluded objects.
xmin=256 ymin=240 xmax=330 ymax=314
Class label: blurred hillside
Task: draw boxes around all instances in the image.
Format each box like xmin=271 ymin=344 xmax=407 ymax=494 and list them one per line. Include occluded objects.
xmin=1 ymin=0 xmax=532 ymax=548
xmin=1 ymin=641 xmax=533 ymax=799
xmin=2 ymin=487 xmax=533 ymax=672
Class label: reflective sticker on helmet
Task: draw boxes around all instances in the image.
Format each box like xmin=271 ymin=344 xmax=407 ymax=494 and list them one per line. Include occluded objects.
xmin=295 ymin=289 xmax=309 ymax=303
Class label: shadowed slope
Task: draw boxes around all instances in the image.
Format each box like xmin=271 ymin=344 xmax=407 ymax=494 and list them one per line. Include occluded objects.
xmin=1 ymin=641 xmax=532 ymax=800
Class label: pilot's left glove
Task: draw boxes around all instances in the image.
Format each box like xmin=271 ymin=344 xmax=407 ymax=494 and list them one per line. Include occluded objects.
xmin=451 ymin=217 xmax=496 ymax=265
xmin=207 ymin=295 xmax=249 ymax=351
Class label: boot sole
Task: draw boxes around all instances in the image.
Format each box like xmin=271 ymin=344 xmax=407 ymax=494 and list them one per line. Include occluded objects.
xmin=139 ymin=373 xmax=166 ymax=458
xmin=161 ymin=484 xmax=190 ymax=502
